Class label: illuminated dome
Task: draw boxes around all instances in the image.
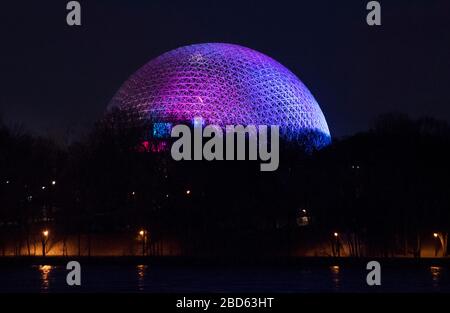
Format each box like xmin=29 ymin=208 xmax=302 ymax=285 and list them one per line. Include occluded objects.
xmin=109 ymin=43 xmax=331 ymax=149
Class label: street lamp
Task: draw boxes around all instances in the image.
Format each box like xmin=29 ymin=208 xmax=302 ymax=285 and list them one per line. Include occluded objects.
xmin=42 ymin=230 xmax=49 ymax=257
xmin=51 ymin=180 xmax=56 ymax=186
xmin=433 ymin=232 xmax=443 ymax=257
xmin=332 ymin=232 xmax=340 ymax=257
xmin=139 ymin=229 xmax=147 ymax=256
xmin=186 ymin=189 xmax=191 ymax=195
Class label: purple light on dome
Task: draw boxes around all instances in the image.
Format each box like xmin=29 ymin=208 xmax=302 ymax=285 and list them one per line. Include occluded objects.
xmin=108 ymin=43 xmax=331 ymax=149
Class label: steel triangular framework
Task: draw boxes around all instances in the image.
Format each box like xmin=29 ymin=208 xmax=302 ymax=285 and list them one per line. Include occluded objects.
xmin=109 ymin=43 xmax=331 ymax=149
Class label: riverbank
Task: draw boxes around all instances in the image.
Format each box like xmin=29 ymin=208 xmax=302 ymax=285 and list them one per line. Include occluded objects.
xmin=1 ymin=255 xmax=449 ymax=267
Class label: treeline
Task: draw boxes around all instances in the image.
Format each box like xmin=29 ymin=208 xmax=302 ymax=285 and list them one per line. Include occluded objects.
xmin=0 ymin=112 xmax=449 ymax=257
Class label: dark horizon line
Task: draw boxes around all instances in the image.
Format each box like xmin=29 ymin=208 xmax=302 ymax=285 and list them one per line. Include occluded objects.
xmin=2 ymin=110 xmax=449 ymax=145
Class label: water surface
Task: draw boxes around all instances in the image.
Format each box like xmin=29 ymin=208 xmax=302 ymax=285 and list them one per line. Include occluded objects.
xmin=1 ymin=263 xmax=449 ymax=293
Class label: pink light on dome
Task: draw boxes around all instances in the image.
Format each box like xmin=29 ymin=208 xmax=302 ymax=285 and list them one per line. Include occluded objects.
xmin=109 ymin=43 xmax=331 ymax=150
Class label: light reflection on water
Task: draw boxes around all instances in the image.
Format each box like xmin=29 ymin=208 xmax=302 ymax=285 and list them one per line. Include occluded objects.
xmin=136 ymin=264 xmax=148 ymax=291
xmin=12 ymin=263 xmax=448 ymax=293
xmin=38 ymin=265 xmax=53 ymax=291
xmin=430 ymin=266 xmax=443 ymax=288
xmin=329 ymin=265 xmax=341 ymax=290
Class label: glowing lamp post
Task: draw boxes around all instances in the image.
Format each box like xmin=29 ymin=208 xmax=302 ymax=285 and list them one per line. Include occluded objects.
xmin=332 ymin=232 xmax=341 ymax=257
xmin=139 ymin=229 xmax=148 ymax=256
xmin=433 ymin=232 xmax=443 ymax=257
xmin=42 ymin=230 xmax=49 ymax=257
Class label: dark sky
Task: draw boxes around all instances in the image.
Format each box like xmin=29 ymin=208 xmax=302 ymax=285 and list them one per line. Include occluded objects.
xmin=1 ymin=0 xmax=450 ymax=140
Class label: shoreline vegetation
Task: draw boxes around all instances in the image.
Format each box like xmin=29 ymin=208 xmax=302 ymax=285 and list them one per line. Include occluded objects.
xmin=1 ymin=256 xmax=450 ymax=267
xmin=2 ymin=112 xmax=450 ymax=259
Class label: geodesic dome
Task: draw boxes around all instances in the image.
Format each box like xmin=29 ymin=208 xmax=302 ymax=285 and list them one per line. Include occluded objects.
xmin=108 ymin=43 xmax=331 ymax=149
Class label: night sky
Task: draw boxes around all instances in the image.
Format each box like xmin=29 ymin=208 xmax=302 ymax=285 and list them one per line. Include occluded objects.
xmin=1 ymin=0 xmax=449 ymax=140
